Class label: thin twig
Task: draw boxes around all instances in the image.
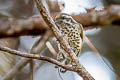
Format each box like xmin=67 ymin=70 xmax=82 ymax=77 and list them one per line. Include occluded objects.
xmin=0 ymin=46 xmax=74 ymax=71
xmin=84 ymin=35 xmax=120 ymax=78
xmin=34 ymin=0 xmax=94 ymax=79
xmin=84 ymin=35 xmax=99 ymax=54
xmin=30 ymin=59 xmax=35 ymax=80
xmin=31 ymin=30 xmax=52 ymax=54
xmin=46 ymin=41 xmax=57 ymax=56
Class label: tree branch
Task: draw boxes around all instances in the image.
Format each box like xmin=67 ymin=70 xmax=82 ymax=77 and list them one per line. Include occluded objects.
xmin=0 ymin=17 xmax=48 ymax=38
xmin=0 ymin=46 xmax=75 ymax=72
xmin=34 ymin=0 xmax=94 ymax=79
xmin=72 ymin=5 xmax=120 ymax=26
xmin=0 ymin=5 xmax=120 ymax=38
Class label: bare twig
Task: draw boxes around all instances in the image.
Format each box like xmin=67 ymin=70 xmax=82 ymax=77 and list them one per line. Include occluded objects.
xmin=84 ymin=35 xmax=99 ymax=54
xmin=29 ymin=59 xmax=35 ymax=80
xmin=34 ymin=0 xmax=94 ymax=79
xmin=46 ymin=41 xmax=57 ymax=56
xmin=31 ymin=30 xmax=52 ymax=54
xmin=0 ymin=46 xmax=74 ymax=72
xmin=84 ymin=35 xmax=120 ymax=78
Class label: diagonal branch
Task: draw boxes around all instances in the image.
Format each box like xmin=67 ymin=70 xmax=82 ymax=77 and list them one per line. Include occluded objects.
xmin=34 ymin=0 xmax=94 ymax=79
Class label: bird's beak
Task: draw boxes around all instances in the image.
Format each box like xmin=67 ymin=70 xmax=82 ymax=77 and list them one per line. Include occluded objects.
xmin=55 ymin=13 xmax=61 ymax=20
xmin=55 ymin=15 xmax=59 ymax=20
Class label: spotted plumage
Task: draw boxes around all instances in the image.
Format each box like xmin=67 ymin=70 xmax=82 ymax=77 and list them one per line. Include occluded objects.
xmin=55 ymin=13 xmax=84 ymax=65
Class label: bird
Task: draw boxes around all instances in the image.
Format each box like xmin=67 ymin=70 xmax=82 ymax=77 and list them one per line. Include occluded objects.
xmin=55 ymin=13 xmax=84 ymax=66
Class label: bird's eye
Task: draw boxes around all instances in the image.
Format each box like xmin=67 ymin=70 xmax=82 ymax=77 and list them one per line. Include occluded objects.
xmin=61 ymin=16 xmax=65 ymax=19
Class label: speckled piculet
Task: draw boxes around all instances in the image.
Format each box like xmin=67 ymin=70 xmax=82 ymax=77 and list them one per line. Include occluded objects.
xmin=55 ymin=13 xmax=84 ymax=65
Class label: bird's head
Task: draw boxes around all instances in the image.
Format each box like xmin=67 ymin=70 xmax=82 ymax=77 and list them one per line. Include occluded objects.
xmin=55 ymin=13 xmax=77 ymax=29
